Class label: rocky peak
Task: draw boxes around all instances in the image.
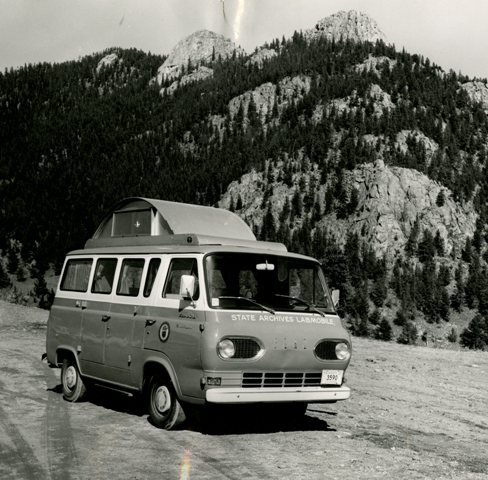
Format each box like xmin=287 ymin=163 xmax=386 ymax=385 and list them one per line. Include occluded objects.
xmin=305 ymin=10 xmax=387 ymax=44
xmin=155 ymin=30 xmax=245 ymax=84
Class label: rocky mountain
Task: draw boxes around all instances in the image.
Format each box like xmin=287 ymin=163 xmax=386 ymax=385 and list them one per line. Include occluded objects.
xmin=2 ymin=10 xmax=488 ymax=343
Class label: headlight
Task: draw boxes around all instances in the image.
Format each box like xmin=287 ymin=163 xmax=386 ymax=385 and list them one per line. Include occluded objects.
xmin=218 ymin=339 xmax=235 ymax=359
xmin=335 ymin=342 xmax=350 ymax=361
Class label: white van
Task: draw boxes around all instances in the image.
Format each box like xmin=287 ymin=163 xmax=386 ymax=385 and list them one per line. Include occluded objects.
xmin=45 ymin=197 xmax=351 ymax=429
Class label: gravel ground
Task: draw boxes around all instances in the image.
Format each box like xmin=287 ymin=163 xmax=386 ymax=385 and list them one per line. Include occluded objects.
xmin=0 ymin=300 xmax=487 ymax=479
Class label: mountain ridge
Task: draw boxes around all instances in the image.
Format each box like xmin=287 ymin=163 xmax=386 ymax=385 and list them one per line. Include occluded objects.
xmin=1 ymin=11 xmax=488 ymax=346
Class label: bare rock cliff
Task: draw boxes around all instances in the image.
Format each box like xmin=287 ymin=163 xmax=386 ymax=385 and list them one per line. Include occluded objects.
xmin=220 ymin=160 xmax=476 ymax=261
xmin=327 ymin=160 xmax=476 ymax=258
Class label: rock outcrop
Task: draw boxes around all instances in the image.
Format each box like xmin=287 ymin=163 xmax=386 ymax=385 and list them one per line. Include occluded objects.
xmin=395 ymin=130 xmax=439 ymax=166
xmin=228 ymin=75 xmax=312 ymax=124
xmin=305 ymin=10 xmax=387 ymax=44
xmin=460 ymin=81 xmax=488 ymax=113
xmin=155 ymin=30 xmax=244 ymax=84
xmin=96 ymin=53 xmax=120 ymax=73
xmin=355 ymin=54 xmax=397 ymax=76
xmin=327 ymin=160 xmax=476 ymax=259
xmin=312 ymin=83 xmax=394 ymax=124
xmin=245 ymin=48 xmax=278 ymax=69
xmin=161 ymin=66 xmax=214 ymax=96
xmin=219 ymin=160 xmax=476 ymax=261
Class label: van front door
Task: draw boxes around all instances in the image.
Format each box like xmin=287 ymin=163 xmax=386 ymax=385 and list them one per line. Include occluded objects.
xmin=144 ymin=257 xmax=204 ymax=399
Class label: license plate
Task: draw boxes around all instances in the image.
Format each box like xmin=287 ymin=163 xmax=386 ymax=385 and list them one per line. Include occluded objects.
xmin=321 ymin=370 xmax=343 ymax=385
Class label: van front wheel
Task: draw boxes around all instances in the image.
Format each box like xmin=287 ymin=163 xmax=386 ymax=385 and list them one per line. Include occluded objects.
xmin=61 ymin=358 xmax=87 ymax=402
xmin=147 ymin=375 xmax=185 ymax=429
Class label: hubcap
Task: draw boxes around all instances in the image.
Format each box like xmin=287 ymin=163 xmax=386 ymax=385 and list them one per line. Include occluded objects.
xmin=65 ymin=365 xmax=77 ymax=389
xmin=154 ymin=386 xmax=171 ymax=414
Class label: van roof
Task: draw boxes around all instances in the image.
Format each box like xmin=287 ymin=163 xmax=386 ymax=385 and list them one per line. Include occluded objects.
xmin=67 ymin=244 xmax=317 ymax=263
xmin=85 ymin=197 xmax=287 ymax=253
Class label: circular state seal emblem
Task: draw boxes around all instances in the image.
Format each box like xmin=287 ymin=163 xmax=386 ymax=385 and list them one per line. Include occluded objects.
xmin=159 ymin=322 xmax=170 ymax=342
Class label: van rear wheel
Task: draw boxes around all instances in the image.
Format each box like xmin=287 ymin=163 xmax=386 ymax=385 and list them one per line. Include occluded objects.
xmin=147 ymin=374 xmax=185 ymax=430
xmin=61 ymin=358 xmax=87 ymax=402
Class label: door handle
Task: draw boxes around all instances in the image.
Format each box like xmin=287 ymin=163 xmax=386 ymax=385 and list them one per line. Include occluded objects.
xmin=101 ymin=315 xmax=111 ymax=322
xmin=145 ymin=319 xmax=156 ymax=327
xmin=76 ymin=300 xmax=87 ymax=309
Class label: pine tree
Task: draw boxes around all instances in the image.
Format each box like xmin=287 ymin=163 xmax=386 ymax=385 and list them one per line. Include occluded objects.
xmin=418 ymin=229 xmax=436 ymax=263
xmin=0 ymin=262 xmax=12 ymax=288
xmin=460 ymin=314 xmax=488 ymax=350
xmin=397 ymin=321 xmax=418 ymax=345
xmin=375 ymin=318 xmax=393 ymax=341
xmin=6 ymin=247 xmax=19 ymax=274
xmin=434 ymin=230 xmax=445 ymax=257
xmin=405 ymin=217 xmax=420 ymax=257
xmin=451 ymin=264 xmax=464 ymax=312
xmin=462 ymin=237 xmax=473 ymax=263
xmin=236 ymin=194 xmax=243 ymax=210
xmin=436 ymin=189 xmax=446 ymax=207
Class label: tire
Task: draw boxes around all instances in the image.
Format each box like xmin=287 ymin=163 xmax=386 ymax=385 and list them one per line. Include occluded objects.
xmin=147 ymin=374 xmax=185 ymax=430
xmin=61 ymin=358 xmax=87 ymax=402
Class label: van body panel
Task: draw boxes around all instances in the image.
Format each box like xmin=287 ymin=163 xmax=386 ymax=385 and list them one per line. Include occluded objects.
xmin=46 ymin=296 xmax=83 ymax=365
xmin=142 ymin=302 xmax=204 ymax=399
xmin=80 ymin=299 xmax=111 ymax=366
xmin=201 ymin=310 xmax=351 ymax=372
xmin=103 ymin=301 xmax=137 ymax=385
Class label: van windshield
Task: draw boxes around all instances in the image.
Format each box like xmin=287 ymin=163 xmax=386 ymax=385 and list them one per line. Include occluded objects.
xmin=205 ymin=253 xmax=335 ymax=314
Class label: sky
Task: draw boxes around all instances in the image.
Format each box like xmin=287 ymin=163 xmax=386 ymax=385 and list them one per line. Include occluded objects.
xmin=1 ymin=0 xmax=488 ymax=79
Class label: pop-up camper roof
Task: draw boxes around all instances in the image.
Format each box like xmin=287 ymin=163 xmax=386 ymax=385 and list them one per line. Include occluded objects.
xmin=85 ymin=197 xmax=286 ymax=252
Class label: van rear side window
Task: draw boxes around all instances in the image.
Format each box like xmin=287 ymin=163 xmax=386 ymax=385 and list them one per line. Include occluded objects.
xmin=60 ymin=259 xmax=93 ymax=292
xmin=117 ymin=259 xmax=145 ymax=296
xmin=144 ymin=258 xmax=161 ymax=297
xmin=92 ymin=258 xmax=118 ymax=294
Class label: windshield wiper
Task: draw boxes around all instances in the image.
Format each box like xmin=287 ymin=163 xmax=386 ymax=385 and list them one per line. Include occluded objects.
xmin=274 ymin=294 xmax=327 ymax=317
xmin=218 ymin=296 xmax=275 ymax=315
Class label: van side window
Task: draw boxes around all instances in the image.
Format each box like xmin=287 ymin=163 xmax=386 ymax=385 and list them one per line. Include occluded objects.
xmin=163 ymin=258 xmax=199 ymax=300
xmin=60 ymin=259 xmax=93 ymax=292
xmin=143 ymin=258 xmax=161 ymax=297
xmin=92 ymin=258 xmax=118 ymax=294
xmin=117 ymin=259 xmax=145 ymax=296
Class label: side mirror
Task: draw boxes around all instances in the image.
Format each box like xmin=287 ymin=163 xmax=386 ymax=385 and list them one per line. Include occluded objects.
xmin=179 ymin=275 xmax=196 ymax=300
xmin=331 ymin=289 xmax=340 ymax=307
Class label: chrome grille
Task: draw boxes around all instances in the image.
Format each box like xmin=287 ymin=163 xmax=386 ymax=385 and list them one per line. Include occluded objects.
xmin=314 ymin=341 xmax=338 ymax=360
xmin=242 ymin=372 xmax=322 ymax=388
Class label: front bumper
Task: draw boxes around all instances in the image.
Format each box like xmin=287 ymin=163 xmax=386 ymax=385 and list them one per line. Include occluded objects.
xmin=206 ymin=385 xmax=350 ymax=404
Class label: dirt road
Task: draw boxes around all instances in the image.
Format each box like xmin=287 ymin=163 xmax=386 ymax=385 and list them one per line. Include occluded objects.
xmin=0 ymin=300 xmax=487 ymax=479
